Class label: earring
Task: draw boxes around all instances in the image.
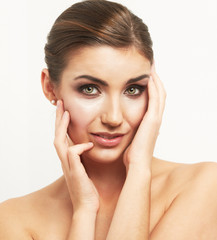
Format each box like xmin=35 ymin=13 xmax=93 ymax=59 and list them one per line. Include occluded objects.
xmin=51 ymin=99 xmax=56 ymax=105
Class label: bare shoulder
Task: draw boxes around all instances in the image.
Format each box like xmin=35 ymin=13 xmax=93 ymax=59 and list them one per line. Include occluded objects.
xmin=153 ymin=157 xmax=217 ymax=196
xmin=0 ymin=196 xmax=34 ymax=239
xmin=0 ymin=178 xmax=66 ymax=240
xmin=0 ymin=177 xmax=72 ymax=240
xmin=151 ymin=159 xmax=217 ymax=239
xmin=169 ymin=160 xmax=217 ymax=196
xmin=171 ymin=159 xmax=217 ymax=179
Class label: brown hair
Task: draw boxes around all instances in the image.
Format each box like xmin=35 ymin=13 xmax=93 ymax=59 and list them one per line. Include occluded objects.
xmin=44 ymin=0 xmax=153 ymax=86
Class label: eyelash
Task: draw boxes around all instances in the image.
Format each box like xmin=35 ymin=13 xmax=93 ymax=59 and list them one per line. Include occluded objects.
xmin=78 ymin=84 xmax=101 ymax=96
xmin=77 ymin=84 xmax=147 ymax=97
xmin=124 ymin=85 xmax=147 ymax=96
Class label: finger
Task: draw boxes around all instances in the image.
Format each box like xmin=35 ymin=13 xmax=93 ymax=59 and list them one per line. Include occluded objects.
xmin=55 ymin=101 xmax=74 ymax=146
xmin=146 ymin=77 xmax=159 ymax=120
xmin=54 ymin=141 xmax=68 ymax=168
xmin=132 ymin=77 xmax=159 ymax=147
xmin=67 ymin=142 xmax=93 ymax=171
xmin=151 ymin=64 xmax=167 ymax=117
xmin=55 ymin=111 xmax=70 ymax=143
xmin=151 ymin=64 xmax=165 ymax=95
xmin=54 ymin=111 xmax=70 ymax=166
xmin=55 ymin=99 xmax=64 ymax=130
xmin=151 ymin=65 xmax=166 ymax=99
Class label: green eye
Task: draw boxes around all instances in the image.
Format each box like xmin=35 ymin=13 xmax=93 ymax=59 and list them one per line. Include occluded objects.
xmin=80 ymin=85 xmax=99 ymax=95
xmin=84 ymin=86 xmax=95 ymax=94
xmin=124 ymin=85 xmax=147 ymax=96
xmin=77 ymin=84 xmax=100 ymax=96
xmin=126 ymin=87 xmax=139 ymax=95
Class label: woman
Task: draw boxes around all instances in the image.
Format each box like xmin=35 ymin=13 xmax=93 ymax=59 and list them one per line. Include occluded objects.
xmin=0 ymin=0 xmax=217 ymax=239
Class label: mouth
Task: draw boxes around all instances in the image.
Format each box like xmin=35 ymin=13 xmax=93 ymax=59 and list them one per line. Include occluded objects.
xmin=90 ymin=132 xmax=125 ymax=147
xmin=93 ymin=133 xmax=123 ymax=139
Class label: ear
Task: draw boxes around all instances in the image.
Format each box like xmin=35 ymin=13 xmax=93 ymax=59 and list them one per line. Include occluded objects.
xmin=41 ymin=68 xmax=58 ymax=105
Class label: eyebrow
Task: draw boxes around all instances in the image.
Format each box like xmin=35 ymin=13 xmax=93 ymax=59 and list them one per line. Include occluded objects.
xmin=73 ymin=74 xmax=150 ymax=86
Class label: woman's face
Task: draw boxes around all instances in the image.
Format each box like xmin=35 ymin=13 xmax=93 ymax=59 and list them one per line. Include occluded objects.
xmin=56 ymin=46 xmax=151 ymax=163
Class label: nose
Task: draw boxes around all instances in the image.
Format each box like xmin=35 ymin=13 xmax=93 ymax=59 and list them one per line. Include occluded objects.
xmin=101 ymin=97 xmax=123 ymax=127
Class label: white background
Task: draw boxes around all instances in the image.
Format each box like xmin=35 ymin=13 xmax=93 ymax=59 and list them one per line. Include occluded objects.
xmin=0 ymin=0 xmax=217 ymax=202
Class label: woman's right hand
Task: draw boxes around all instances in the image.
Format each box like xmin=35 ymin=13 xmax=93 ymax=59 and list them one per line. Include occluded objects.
xmin=53 ymin=100 xmax=99 ymax=214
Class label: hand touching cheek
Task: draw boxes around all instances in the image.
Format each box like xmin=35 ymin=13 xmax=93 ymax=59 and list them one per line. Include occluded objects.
xmin=123 ymin=65 xmax=166 ymax=172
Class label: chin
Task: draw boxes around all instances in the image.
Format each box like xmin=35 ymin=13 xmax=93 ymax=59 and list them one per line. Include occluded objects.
xmin=82 ymin=146 xmax=124 ymax=164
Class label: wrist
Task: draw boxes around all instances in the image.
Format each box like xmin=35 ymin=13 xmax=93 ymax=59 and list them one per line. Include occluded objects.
xmin=73 ymin=207 xmax=98 ymax=218
xmin=127 ymin=164 xmax=152 ymax=179
xmin=125 ymin=155 xmax=152 ymax=171
xmin=68 ymin=207 xmax=97 ymax=240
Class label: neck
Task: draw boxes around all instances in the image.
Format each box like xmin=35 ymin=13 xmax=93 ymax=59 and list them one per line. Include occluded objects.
xmin=81 ymin=155 xmax=126 ymax=201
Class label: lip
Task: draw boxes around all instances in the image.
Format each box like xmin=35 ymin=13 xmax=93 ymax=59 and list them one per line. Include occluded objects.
xmin=90 ymin=132 xmax=125 ymax=147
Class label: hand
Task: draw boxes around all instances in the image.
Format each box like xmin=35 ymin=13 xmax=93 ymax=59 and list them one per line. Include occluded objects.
xmin=123 ymin=63 xmax=166 ymax=172
xmin=53 ymin=100 xmax=99 ymax=213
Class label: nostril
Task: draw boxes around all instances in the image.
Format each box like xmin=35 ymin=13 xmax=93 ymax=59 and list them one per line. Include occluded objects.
xmin=101 ymin=112 xmax=123 ymax=127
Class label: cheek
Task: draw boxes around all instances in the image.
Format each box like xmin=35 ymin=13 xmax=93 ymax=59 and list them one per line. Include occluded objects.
xmin=63 ymin=97 xmax=101 ymax=129
xmin=125 ymin=93 xmax=148 ymax=127
xmin=69 ymin=107 xmax=89 ymax=129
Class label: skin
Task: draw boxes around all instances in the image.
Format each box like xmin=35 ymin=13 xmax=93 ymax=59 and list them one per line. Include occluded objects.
xmin=57 ymin=46 xmax=149 ymax=164
xmin=0 ymin=46 xmax=217 ymax=240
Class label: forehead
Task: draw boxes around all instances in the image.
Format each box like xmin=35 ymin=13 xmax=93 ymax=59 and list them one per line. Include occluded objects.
xmin=62 ymin=46 xmax=151 ymax=82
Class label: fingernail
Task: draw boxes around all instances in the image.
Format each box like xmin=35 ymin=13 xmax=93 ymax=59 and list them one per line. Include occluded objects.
xmin=57 ymin=100 xmax=60 ymax=108
xmin=63 ymin=111 xmax=68 ymax=119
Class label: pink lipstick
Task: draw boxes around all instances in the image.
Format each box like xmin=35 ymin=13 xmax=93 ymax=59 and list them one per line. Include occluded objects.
xmin=91 ymin=132 xmax=124 ymax=147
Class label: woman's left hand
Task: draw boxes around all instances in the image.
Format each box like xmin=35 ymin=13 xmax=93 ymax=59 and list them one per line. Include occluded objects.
xmin=123 ymin=63 xmax=166 ymax=172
